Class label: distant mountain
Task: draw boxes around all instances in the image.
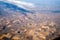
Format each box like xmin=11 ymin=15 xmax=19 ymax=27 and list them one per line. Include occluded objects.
xmin=0 ymin=1 xmax=32 ymax=16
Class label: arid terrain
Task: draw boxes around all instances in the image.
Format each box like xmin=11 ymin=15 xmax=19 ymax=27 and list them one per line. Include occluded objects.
xmin=0 ymin=1 xmax=60 ymax=40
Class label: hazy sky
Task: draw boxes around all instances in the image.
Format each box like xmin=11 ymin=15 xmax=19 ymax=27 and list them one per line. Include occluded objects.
xmin=20 ymin=0 xmax=60 ymax=10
